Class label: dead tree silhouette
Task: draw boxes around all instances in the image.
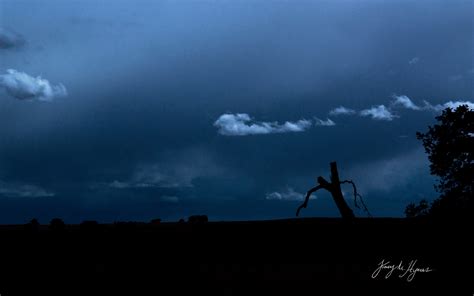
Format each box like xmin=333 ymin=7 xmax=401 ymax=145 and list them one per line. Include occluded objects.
xmin=296 ymin=162 xmax=371 ymax=219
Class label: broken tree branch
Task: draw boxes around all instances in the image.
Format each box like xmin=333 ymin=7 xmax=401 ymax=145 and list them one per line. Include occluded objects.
xmin=339 ymin=180 xmax=372 ymax=218
xmin=295 ymin=162 xmax=372 ymax=219
xmin=296 ymin=185 xmax=323 ymax=217
xmin=296 ymin=163 xmax=356 ymax=219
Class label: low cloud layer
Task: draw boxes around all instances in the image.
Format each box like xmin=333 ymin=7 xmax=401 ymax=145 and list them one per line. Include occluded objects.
xmin=346 ymin=148 xmax=431 ymax=195
xmin=330 ymin=96 xmax=474 ymax=123
xmin=392 ymin=95 xmax=474 ymax=112
xmin=214 ymin=113 xmax=312 ymax=136
xmin=0 ymin=28 xmax=25 ymax=49
xmin=265 ymin=187 xmax=309 ymax=201
xmin=0 ymin=181 xmax=55 ymax=198
xmin=214 ymin=96 xmax=473 ymax=136
xmin=360 ymin=105 xmax=397 ymax=121
xmin=108 ymin=147 xmax=226 ymax=190
xmin=0 ymin=69 xmax=67 ymax=101
xmin=160 ymin=195 xmax=179 ymax=203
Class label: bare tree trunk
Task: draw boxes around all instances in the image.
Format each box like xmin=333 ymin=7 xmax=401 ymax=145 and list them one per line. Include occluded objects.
xmin=329 ymin=162 xmax=355 ymax=219
xmin=296 ymin=161 xmax=355 ymax=220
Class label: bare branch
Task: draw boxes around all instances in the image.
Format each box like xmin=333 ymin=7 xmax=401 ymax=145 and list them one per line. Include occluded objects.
xmin=296 ymin=185 xmax=323 ymax=216
xmin=340 ymin=180 xmax=372 ymax=217
xmin=317 ymin=176 xmax=332 ymax=191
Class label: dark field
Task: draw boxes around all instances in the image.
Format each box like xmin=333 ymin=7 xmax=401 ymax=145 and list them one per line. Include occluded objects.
xmin=0 ymin=218 xmax=472 ymax=295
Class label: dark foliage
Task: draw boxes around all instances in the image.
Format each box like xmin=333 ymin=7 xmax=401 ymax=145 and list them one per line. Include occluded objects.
xmin=49 ymin=218 xmax=65 ymax=231
xmin=405 ymin=199 xmax=430 ymax=218
xmin=150 ymin=218 xmax=162 ymax=224
xmin=24 ymin=218 xmax=40 ymax=232
xmin=411 ymin=105 xmax=474 ymax=218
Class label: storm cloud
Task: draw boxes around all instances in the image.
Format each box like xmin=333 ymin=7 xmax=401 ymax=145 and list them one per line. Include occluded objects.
xmin=0 ymin=28 xmax=25 ymax=49
xmin=0 ymin=181 xmax=55 ymax=198
xmin=0 ymin=0 xmax=472 ymax=222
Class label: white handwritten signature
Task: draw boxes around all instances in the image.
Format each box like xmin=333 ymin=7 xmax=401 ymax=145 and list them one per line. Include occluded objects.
xmin=371 ymin=259 xmax=433 ymax=282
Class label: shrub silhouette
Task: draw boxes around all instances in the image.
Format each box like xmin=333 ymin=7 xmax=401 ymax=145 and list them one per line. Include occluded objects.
xmin=408 ymin=105 xmax=473 ymax=218
xmin=24 ymin=218 xmax=40 ymax=232
xmin=150 ymin=218 xmax=162 ymax=224
xmin=49 ymin=218 xmax=65 ymax=231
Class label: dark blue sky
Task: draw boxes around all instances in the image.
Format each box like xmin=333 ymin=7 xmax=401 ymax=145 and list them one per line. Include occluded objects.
xmin=0 ymin=0 xmax=473 ymax=223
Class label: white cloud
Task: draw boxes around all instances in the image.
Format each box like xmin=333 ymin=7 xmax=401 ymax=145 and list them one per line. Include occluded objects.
xmin=423 ymin=100 xmax=474 ymax=112
xmin=441 ymin=101 xmax=474 ymax=110
xmin=360 ymin=105 xmax=397 ymax=121
xmin=0 ymin=181 xmax=55 ymax=198
xmin=214 ymin=113 xmax=311 ymax=136
xmin=0 ymin=69 xmax=67 ymax=101
xmin=408 ymin=57 xmax=420 ymax=65
xmin=265 ymin=187 xmax=310 ymax=201
xmin=314 ymin=117 xmax=336 ymax=126
xmin=329 ymin=106 xmax=356 ymax=116
xmin=391 ymin=95 xmax=421 ymax=110
xmin=0 ymin=28 xmax=25 ymax=49
xmin=389 ymin=95 xmax=474 ymax=113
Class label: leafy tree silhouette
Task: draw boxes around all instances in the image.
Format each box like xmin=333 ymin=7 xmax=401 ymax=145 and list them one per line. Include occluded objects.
xmin=407 ymin=105 xmax=473 ymax=218
xmin=49 ymin=218 xmax=65 ymax=231
xmin=405 ymin=199 xmax=430 ymax=218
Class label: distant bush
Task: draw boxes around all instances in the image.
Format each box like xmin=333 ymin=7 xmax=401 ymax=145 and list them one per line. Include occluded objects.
xmin=49 ymin=218 xmax=65 ymax=231
xmin=24 ymin=218 xmax=40 ymax=232
xmin=150 ymin=218 xmax=162 ymax=225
